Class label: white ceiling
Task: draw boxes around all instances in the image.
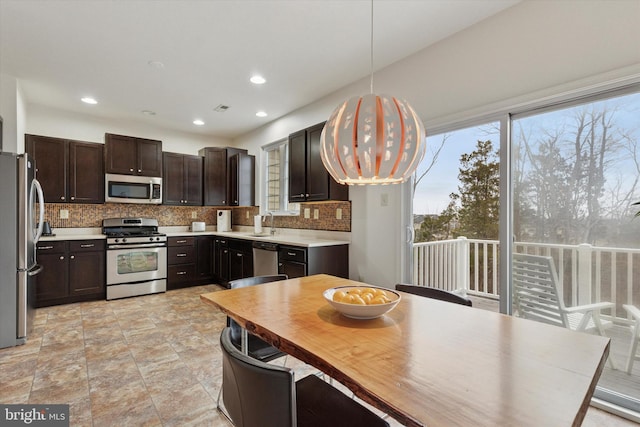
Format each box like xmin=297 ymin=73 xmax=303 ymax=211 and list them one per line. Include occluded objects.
xmin=0 ymin=0 xmax=518 ymax=139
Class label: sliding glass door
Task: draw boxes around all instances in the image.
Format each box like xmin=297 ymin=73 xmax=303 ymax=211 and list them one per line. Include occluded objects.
xmin=411 ymin=121 xmax=501 ymax=302
xmin=511 ymin=89 xmax=640 ymax=412
xmin=408 ymin=86 xmax=640 ymax=415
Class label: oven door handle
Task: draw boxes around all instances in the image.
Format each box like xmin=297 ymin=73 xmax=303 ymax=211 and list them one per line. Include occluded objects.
xmin=108 ymin=243 xmax=167 ymax=249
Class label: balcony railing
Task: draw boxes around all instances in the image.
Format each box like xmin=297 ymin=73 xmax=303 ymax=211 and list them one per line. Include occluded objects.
xmin=413 ymin=237 xmax=640 ymax=323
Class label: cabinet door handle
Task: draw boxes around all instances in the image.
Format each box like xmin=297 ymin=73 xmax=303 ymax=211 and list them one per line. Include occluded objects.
xmin=222 ymin=200 xmax=226 ymax=204
xmin=129 ymin=168 xmax=134 ymax=172
xmin=288 ymin=252 xmax=296 ymax=256
xmin=176 ymin=253 xmax=188 ymax=257
xmin=70 ymin=255 xmax=75 ymax=260
xmin=236 ymin=253 xmax=242 ymax=257
xmin=59 ymin=256 xmax=65 ymax=260
xmin=223 ymin=249 xmax=228 ymax=254
xmin=71 ymin=196 xmax=75 ymax=201
xmin=38 ymin=246 xmax=54 ymax=250
xmin=177 ymin=271 xmax=187 ymax=275
xmin=176 ymin=240 xmax=187 ymax=244
xmin=80 ymin=244 xmax=95 ymax=248
xmin=138 ymin=169 xmax=142 ymax=173
xmin=60 ymin=196 xmax=65 ymax=200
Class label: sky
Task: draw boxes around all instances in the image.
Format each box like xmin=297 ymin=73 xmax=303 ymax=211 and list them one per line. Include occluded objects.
xmin=413 ymin=91 xmax=640 ymax=216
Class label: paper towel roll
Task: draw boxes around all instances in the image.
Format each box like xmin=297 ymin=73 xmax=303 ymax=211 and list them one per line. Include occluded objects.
xmin=254 ymin=215 xmax=263 ymax=234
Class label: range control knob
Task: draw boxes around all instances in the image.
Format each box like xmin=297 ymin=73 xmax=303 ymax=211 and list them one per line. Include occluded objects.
xmin=149 ymin=237 xmax=154 ymax=241
xmin=122 ymin=238 xmax=127 ymax=243
xmin=115 ymin=238 xmax=120 ymax=243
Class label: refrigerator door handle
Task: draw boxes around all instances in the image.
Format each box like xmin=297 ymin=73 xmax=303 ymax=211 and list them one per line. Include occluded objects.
xmin=27 ymin=264 xmax=43 ymax=277
xmin=32 ymin=179 xmax=45 ymax=243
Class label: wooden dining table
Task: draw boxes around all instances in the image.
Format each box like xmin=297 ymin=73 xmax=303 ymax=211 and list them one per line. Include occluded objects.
xmin=200 ymin=274 xmax=610 ymax=427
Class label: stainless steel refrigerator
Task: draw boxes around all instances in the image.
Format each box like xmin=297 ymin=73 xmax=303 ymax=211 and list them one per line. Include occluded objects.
xmin=0 ymin=152 xmax=45 ymax=348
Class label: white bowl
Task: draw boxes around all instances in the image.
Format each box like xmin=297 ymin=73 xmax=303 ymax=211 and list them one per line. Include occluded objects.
xmin=323 ymin=286 xmax=401 ymax=319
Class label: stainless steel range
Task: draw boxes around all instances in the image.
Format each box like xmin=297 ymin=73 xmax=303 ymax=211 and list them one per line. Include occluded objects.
xmin=103 ymin=218 xmax=167 ymax=300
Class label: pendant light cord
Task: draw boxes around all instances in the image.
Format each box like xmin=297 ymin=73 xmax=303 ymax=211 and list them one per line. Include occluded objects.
xmin=370 ymin=0 xmax=374 ymax=94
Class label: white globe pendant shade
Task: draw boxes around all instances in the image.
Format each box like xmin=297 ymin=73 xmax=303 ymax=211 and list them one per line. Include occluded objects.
xmin=320 ymin=93 xmax=426 ymax=185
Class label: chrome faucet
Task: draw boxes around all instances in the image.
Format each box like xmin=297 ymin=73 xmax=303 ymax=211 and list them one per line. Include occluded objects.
xmin=267 ymin=212 xmax=276 ymax=235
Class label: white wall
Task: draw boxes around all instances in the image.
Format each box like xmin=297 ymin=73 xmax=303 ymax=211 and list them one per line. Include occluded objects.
xmin=234 ymin=0 xmax=640 ymax=286
xmin=0 ymin=73 xmax=22 ymax=153
xmin=25 ymin=104 xmax=231 ymax=154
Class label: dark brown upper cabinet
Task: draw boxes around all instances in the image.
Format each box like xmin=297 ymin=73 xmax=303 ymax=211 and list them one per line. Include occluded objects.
xmin=26 ymin=134 xmax=104 ymax=204
xmin=105 ymin=133 xmax=162 ymax=177
xmin=199 ymin=147 xmax=254 ymax=206
xmin=162 ymin=152 xmax=203 ymax=206
xmin=288 ymin=122 xmax=348 ymax=203
xmin=229 ymin=152 xmax=255 ymax=206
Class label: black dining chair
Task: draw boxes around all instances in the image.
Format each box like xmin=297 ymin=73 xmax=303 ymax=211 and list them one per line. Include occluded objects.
xmin=227 ymin=274 xmax=289 ymax=363
xmin=219 ymin=327 xmax=390 ymax=427
xmin=395 ymin=283 xmax=473 ymax=307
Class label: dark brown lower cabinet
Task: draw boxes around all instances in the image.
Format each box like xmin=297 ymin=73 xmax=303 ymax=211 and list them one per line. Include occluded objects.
xmin=35 ymin=239 xmax=105 ymax=307
xmin=278 ymin=245 xmax=349 ymax=279
xmin=215 ymin=238 xmax=230 ymax=286
xmin=229 ymin=239 xmax=253 ymax=282
xmin=68 ymin=241 xmax=106 ymax=296
xmin=196 ymin=236 xmax=215 ymax=281
xmin=35 ymin=241 xmax=69 ymax=304
xmin=167 ymin=236 xmax=215 ymax=289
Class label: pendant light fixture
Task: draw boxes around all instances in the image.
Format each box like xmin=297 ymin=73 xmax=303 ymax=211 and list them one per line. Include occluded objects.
xmin=320 ymin=0 xmax=426 ymax=185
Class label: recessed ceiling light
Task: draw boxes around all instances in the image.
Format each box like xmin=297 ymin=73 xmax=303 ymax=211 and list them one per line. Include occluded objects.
xmin=142 ymin=110 xmax=156 ymax=116
xmin=193 ymin=119 xmax=205 ymax=126
xmin=81 ymin=97 xmax=97 ymax=105
xmin=256 ymin=111 xmax=268 ymax=117
xmin=250 ymin=75 xmax=266 ymax=84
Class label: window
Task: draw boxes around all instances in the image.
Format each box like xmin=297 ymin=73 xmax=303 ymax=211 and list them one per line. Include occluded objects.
xmin=408 ymin=82 xmax=640 ymax=417
xmin=262 ymin=139 xmax=298 ymax=214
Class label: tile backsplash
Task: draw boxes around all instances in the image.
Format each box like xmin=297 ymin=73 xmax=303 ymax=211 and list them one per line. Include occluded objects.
xmin=43 ymin=201 xmax=351 ymax=232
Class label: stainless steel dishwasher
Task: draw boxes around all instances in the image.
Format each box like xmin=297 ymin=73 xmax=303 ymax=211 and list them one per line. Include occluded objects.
xmin=252 ymin=241 xmax=279 ymax=276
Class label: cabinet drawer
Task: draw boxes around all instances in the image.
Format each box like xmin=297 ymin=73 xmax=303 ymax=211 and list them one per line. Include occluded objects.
xmin=168 ymin=246 xmax=196 ymax=264
xmin=168 ymin=236 xmax=195 ymax=247
xmin=279 ymin=246 xmax=306 ymax=263
xmin=229 ymin=238 xmax=252 ymax=252
xmin=69 ymin=240 xmax=105 ymax=252
xmin=168 ymin=264 xmax=196 ymax=283
xmin=37 ymin=241 xmax=67 ymax=253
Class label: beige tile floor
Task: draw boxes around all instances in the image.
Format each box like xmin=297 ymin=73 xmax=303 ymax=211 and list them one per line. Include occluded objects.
xmin=0 ymin=284 xmax=637 ymax=426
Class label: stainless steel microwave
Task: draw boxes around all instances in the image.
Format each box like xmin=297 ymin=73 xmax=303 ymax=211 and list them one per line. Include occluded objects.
xmin=105 ymin=173 xmax=162 ymax=204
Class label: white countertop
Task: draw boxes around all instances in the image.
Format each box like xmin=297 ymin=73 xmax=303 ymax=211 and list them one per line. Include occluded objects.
xmin=163 ymin=226 xmax=350 ymax=248
xmin=39 ymin=226 xmax=350 ymax=248
xmin=39 ymin=228 xmax=105 ymax=241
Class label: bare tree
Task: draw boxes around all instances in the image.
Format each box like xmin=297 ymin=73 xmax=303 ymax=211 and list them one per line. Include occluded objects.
xmin=514 ymin=104 xmax=636 ymax=245
xmin=413 ymin=134 xmax=448 ymax=195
